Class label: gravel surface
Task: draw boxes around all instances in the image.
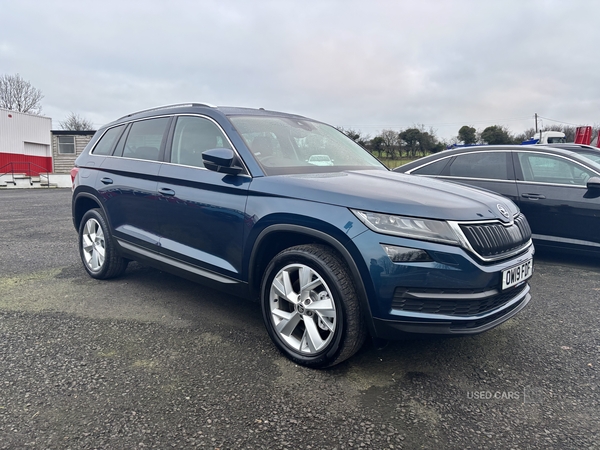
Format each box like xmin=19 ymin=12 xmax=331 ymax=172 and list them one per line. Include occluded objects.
xmin=0 ymin=189 xmax=598 ymax=449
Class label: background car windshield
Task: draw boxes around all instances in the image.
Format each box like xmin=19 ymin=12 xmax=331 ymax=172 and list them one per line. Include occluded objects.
xmin=229 ymin=115 xmax=385 ymax=175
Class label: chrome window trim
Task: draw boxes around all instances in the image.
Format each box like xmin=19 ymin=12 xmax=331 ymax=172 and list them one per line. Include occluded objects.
xmin=88 ymin=113 xmax=252 ymax=176
xmin=439 ymin=175 xmax=516 ymax=184
xmin=515 ymin=180 xmax=592 ymax=188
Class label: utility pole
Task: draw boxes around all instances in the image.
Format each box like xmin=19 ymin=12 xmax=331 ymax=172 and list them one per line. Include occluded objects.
xmin=534 ymin=113 xmax=538 ymax=133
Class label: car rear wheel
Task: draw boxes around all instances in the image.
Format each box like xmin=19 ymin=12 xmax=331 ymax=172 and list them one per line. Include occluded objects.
xmin=79 ymin=209 xmax=128 ymax=279
xmin=261 ymin=244 xmax=366 ymax=368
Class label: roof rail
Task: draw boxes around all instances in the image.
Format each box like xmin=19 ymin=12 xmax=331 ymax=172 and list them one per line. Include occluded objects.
xmin=118 ymin=102 xmax=216 ymax=120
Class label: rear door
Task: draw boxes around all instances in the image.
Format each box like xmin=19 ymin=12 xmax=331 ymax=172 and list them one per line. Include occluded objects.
xmin=514 ymin=151 xmax=600 ymax=246
xmin=98 ymin=117 xmax=171 ymax=250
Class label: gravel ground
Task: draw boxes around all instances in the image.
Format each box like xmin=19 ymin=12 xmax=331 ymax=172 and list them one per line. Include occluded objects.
xmin=0 ymin=189 xmax=598 ymax=449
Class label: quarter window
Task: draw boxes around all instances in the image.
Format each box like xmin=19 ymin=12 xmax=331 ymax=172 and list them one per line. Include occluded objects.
xmin=411 ymin=158 xmax=451 ymax=176
xmin=170 ymin=116 xmax=231 ymax=168
xmin=517 ymin=152 xmax=595 ymax=186
xmin=448 ymin=152 xmax=510 ymax=180
xmin=92 ymin=125 xmax=126 ymax=156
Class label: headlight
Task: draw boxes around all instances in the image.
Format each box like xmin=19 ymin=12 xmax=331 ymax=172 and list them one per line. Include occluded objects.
xmin=351 ymin=209 xmax=460 ymax=245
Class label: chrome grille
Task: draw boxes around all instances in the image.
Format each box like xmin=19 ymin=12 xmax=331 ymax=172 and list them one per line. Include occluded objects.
xmin=460 ymin=214 xmax=531 ymax=258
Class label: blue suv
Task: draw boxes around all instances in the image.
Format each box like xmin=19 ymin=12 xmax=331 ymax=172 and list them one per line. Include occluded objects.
xmin=71 ymin=103 xmax=534 ymax=368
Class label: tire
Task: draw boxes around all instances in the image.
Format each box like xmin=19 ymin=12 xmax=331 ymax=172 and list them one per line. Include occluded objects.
xmin=78 ymin=208 xmax=128 ymax=279
xmin=261 ymin=244 xmax=366 ymax=368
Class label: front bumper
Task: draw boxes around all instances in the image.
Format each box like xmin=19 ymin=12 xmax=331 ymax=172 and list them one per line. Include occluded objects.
xmin=372 ymin=283 xmax=530 ymax=339
xmin=350 ymin=230 xmax=535 ymax=340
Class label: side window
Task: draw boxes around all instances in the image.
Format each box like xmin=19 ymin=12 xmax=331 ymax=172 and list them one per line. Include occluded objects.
xmin=447 ymin=152 xmax=509 ymax=180
xmin=518 ymin=152 xmax=594 ymax=186
xmin=170 ymin=116 xmax=231 ymax=168
xmin=92 ymin=125 xmax=126 ymax=156
xmin=411 ymin=158 xmax=451 ymax=176
xmin=122 ymin=118 xmax=170 ymax=162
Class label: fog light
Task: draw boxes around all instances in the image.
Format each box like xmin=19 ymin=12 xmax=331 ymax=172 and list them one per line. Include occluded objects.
xmin=382 ymin=245 xmax=432 ymax=263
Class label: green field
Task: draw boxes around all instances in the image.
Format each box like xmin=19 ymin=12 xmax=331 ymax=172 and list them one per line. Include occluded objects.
xmin=379 ymin=157 xmax=420 ymax=170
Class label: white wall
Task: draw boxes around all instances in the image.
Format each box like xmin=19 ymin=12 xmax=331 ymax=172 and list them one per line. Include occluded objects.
xmin=1 ymin=108 xmax=52 ymax=155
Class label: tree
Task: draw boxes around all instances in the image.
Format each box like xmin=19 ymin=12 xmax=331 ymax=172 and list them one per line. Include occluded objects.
xmin=399 ymin=128 xmax=422 ymax=157
xmin=337 ymin=127 xmax=371 ymax=150
xmin=0 ymin=73 xmax=44 ymax=114
xmin=370 ymin=136 xmax=385 ymax=158
xmin=458 ymin=125 xmax=477 ymax=145
xmin=60 ymin=112 xmax=95 ymax=131
xmin=379 ymin=129 xmax=399 ymax=159
xmin=480 ymin=125 xmax=515 ymax=145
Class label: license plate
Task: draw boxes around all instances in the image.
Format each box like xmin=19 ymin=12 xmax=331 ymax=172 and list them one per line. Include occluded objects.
xmin=502 ymin=258 xmax=533 ymax=290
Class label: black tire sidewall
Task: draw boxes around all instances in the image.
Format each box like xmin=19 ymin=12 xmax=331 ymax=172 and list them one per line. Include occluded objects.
xmin=261 ymin=247 xmax=350 ymax=368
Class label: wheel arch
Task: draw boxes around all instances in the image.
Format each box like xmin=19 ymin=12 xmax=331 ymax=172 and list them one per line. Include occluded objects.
xmin=248 ymin=224 xmax=376 ymax=337
xmin=72 ymin=191 xmax=106 ymax=231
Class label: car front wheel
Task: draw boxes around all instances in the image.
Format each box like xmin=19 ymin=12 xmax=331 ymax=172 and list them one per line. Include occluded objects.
xmin=79 ymin=208 xmax=128 ymax=279
xmin=261 ymin=244 xmax=366 ymax=368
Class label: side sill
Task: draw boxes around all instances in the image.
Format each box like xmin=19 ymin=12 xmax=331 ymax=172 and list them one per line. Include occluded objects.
xmin=117 ymin=239 xmax=240 ymax=285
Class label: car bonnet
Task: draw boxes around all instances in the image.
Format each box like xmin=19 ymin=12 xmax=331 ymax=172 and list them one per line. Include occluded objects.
xmin=249 ymin=170 xmax=519 ymax=222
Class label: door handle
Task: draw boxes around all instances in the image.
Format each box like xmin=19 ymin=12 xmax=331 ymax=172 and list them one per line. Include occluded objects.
xmin=521 ymin=193 xmax=546 ymax=200
xmin=159 ymin=187 xmax=176 ymax=197
xmin=100 ymin=177 xmax=113 ymax=185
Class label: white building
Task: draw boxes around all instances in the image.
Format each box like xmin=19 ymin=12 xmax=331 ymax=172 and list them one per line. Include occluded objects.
xmin=0 ymin=108 xmax=52 ymax=176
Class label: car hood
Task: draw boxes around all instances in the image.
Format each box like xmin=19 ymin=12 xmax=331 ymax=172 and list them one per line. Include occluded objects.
xmin=250 ymin=170 xmax=518 ymax=222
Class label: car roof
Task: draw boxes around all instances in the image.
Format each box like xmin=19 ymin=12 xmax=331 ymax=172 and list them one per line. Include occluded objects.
xmin=540 ymin=143 xmax=600 ymax=152
xmin=101 ymin=103 xmax=311 ymax=130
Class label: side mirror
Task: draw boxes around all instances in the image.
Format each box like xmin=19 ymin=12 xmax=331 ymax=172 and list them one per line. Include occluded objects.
xmin=202 ymin=148 xmax=243 ymax=175
xmin=587 ymin=176 xmax=600 ymax=190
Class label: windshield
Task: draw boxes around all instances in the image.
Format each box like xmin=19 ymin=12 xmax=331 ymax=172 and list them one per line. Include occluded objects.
xmin=229 ymin=115 xmax=386 ymax=175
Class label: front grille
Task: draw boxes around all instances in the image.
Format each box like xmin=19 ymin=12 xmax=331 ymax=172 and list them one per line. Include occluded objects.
xmin=392 ymin=283 xmax=528 ymax=317
xmin=460 ymin=214 xmax=531 ymax=258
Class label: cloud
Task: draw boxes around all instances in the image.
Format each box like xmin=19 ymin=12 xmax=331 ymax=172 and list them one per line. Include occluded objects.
xmin=1 ymin=0 xmax=599 ymax=138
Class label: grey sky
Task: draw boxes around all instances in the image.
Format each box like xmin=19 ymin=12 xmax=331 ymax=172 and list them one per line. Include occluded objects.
xmin=1 ymin=0 xmax=598 ymax=140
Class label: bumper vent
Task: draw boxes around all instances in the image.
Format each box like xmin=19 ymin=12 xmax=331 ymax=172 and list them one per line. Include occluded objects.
xmin=460 ymin=214 xmax=531 ymax=259
xmin=392 ymin=284 xmax=528 ymax=317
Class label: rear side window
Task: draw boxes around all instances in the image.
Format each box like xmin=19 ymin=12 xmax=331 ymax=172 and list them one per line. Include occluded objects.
xmin=170 ymin=116 xmax=231 ymax=168
xmin=447 ymin=152 xmax=510 ymax=180
xmin=122 ymin=118 xmax=170 ymax=162
xmin=411 ymin=158 xmax=451 ymax=175
xmin=92 ymin=125 xmax=126 ymax=156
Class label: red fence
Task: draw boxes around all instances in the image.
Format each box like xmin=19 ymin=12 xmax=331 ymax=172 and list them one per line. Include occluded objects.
xmin=0 ymin=152 xmax=52 ymax=175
